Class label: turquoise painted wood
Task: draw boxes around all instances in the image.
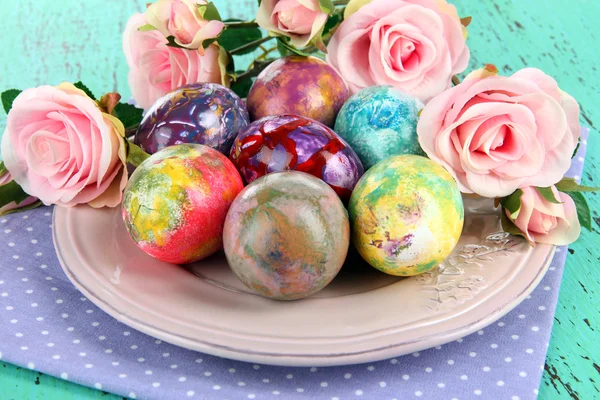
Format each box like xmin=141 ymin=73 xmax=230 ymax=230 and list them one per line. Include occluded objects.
xmin=0 ymin=0 xmax=598 ymax=398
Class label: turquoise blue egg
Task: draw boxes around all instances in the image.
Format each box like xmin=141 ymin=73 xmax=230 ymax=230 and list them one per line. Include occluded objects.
xmin=334 ymin=86 xmax=424 ymax=169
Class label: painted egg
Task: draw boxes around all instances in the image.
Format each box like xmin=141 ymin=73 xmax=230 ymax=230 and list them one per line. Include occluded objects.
xmin=246 ymin=56 xmax=349 ymax=127
xmin=134 ymin=83 xmax=249 ymax=155
xmin=122 ymin=144 xmax=244 ymax=264
xmin=335 ymin=85 xmax=424 ymax=170
xmin=223 ymin=171 xmax=350 ymax=300
xmin=229 ymin=115 xmax=364 ymax=200
xmin=349 ymin=155 xmax=464 ymax=276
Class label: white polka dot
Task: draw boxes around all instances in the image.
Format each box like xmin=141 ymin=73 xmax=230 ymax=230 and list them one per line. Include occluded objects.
xmin=248 ymin=395 xmax=255 ymax=399
xmin=483 ymin=366 xmax=490 ymax=372
xmin=5 ymin=306 xmax=12 ymax=310
xmin=61 ymin=313 xmax=68 ymax=318
xmin=186 ymin=391 xmax=194 ymax=397
xmin=415 ymin=391 xmax=423 ymax=397
xmin=435 ymin=346 xmax=442 ymax=350
xmin=539 ymin=306 xmax=546 ymax=311
xmin=367 ymin=365 xmax=375 ymax=371
xmin=10 ymin=319 xmax=17 ymax=324
xmin=253 ymin=364 xmax=260 ymax=370
xmin=47 ymin=343 xmax=54 ymax=347
xmin=170 ymin=364 xmax=177 ymax=369
xmin=129 ymin=392 xmax=136 ymax=399
xmin=163 ymin=352 xmax=170 ymax=357
xmin=130 ymin=345 xmax=138 ymax=349
xmin=36 ymin=252 xmax=42 ymax=256
xmin=155 ymin=340 xmax=162 ymax=344
xmin=512 ymin=335 xmax=519 ymax=340
xmin=73 ymin=339 xmax=80 ymax=344
xmin=532 ymin=326 xmax=540 ymax=332
xmin=505 ymin=357 xmax=512 ymax=362
xmin=52 ymin=355 xmax=60 ymax=360
xmin=180 ymin=377 xmax=188 ymax=381
xmin=238 ymin=381 xmax=245 ymax=386
xmin=123 ymin=331 xmax=130 ymax=336
xmin=85 ymin=364 xmax=93 ymax=368
xmin=534 ymin=389 xmax=539 ymax=395
xmin=390 ymin=359 xmax=398 ymax=364
xmin=320 ymin=382 xmax=328 ymax=387
xmin=95 ymin=383 xmax=102 ymax=389
xmin=92 ymin=322 xmax=99 ymax=327
xmin=27 ymin=362 xmax=35 ymax=369
xmin=99 ymin=336 xmax=106 ymax=341
xmin=229 ymin=368 xmax=236 ymax=373
xmin=145 ymin=370 xmax=152 ymax=375
xmin=344 ymin=373 xmax=351 ymax=379
xmin=497 ymin=381 xmax=505 ymax=386
xmin=16 ymin=267 xmax=24 ymax=271
xmin=297 ymin=388 xmax=305 ymax=393
xmin=204 ymin=372 xmax=211 ymax=377
xmin=152 ymin=382 xmax=160 ymax=388
xmin=45 ymin=277 xmax=52 ymax=281
xmin=469 ymin=352 xmax=477 ymax=357
xmin=67 ymin=327 xmax=74 ymax=332
xmin=21 ymin=278 xmax=28 ymax=282
xmin=474 ymin=389 xmax=482 ymax=395
xmin=31 ymin=239 xmax=37 ymax=244
xmin=1 ymin=293 xmax=8 ymax=297
xmin=105 ymin=349 xmax=113 ymax=354
xmin=544 ymin=286 xmax=551 ymax=291
xmin=512 ymin=396 xmax=520 ymax=400
xmin=30 ymin=303 xmax=37 ymax=307
xmin=112 ymin=362 xmax=119 ymax=366
xmin=310 ymin=367 xmax=317 ymax=372
xmin=355 ymin=390 xmax=363 ymax=395
xmin=437 ymin=382 xmax=446 ymax=388
xmin=36 ymin=317 xmax=43 ymax=321
xmin=287 ymin=374 xmax=293 ymax=379
xmin=412 ymin=352 xmax=420 ymax=357
xmin=461 ymin=375 xmax=468 ymax=381
xmin=137 ymin=358 xmax=144 ymax=362
xmin=403 ymin=374 xmax=409 ymax=380
xmin=447 ymin=359 xmax=454 ymax=365
xmin=40 ymin=265 xmax=47 ymax=269
xmin=194 ymin=358 xmax=202 ymax=363
xmin=491 ymin=343 xmax=498 ymax=349
xmin=262 ymin=379 xmax=270 ymax=383
xmin=498 ymin=322 xmax=505 ymax=327
xmin=13 ymin=255 xmax=19 ymax=259
xmin=379 ymin=382 xmax=386 ymax=387
xmin=425 ymin=367 xmax=432 ymax=373
xmin=213 ymin=385 xmax=220 ymax=390
xmin=526 ymin=348 xmax=534 ymax=354
xmin=15 ymin=332 xmax=23 ymax=337
xmin=61 ymin=373 xmax=68 ymax=379
xmin=25 ymin=290 xmax=33 ymax=294
xmin=21 ymin=346 xmax=28 ymax=351
xmin=119 ymin=374 xmax=127 ymax=378
xmin=272 ymin=391 xmax=280 ymax=395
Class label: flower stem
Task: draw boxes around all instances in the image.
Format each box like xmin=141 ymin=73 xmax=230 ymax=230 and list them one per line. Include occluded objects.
xmin=235 ymin=59 xmax=277 ymax=82
xmin=333 ymin=0 xmax=349 ymax=5
xmin=229 ymin=36 xmax=275 ymax=55
xmin=224 ymin=21 xmax=260 ymax=29
xmin=257 ymin=45 xmax=278 ymax=61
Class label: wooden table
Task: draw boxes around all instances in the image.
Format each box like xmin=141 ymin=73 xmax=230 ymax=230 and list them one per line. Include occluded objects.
xmin=0 ymin=0 xmax=598 ymax=398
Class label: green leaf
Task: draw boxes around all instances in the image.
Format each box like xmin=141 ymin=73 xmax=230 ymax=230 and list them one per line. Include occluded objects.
xmin=501 ymin=210 xmax=534 ymax=246
xmin=138 ymin=24 xmax=157 ymax=32
xmin=217 ymin=45 xmax=235 ymax=87
xmin=126 ymin=139 xmax=150 ymax=168
xmin=555 ymin=177 xmax=600 ymax=193
xmin=165 ymin=36 xmax=187 ymax=49
xmin=113 ymin=103 xmax=144 ymax=130
xmin=219 ymin=21 xmax=263 ymax=55
xmin=0 ymin=179 xmax=31 ymax=209
xmin=565 ymin=191 xmax=592 ymax=231
xmin=322 ymin=12 xmax=343 ymax=38
xmin=230 ymin=71 xmax=254 ymax=99
xmin=500 ymin=189 xmax=523 ymax=219
xmin=572 ymin=137 xmax=581 ymax=159
xmin=1 ymin=89 xmax=22 ymax=114
xmin=535 ymin=186 xmax=563 ymax=204
xmin=0 ymin=200 xmax=43 ymax=217
xmin=0 ymin=161 xmax=7 ymax=176
xmin=276 ymin=37 xmax=311 ymax=57
xmin=73 ymin=81 xmax=96 ymax=100
xmin=197 ymin=2 xmax=222 ymax=21
xmin=344 ymin=0 xmax=372 ymax=19
xmin=318 ymin=0 xmax=335 ymax=14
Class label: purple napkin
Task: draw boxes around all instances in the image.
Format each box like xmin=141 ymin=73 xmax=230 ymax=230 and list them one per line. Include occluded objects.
xmin=0 ymin=129 xmax=589 ymax=400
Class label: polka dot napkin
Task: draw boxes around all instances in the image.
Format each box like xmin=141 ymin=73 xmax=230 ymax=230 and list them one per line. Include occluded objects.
xmin=0 ymin=129 xmax=589 ymax=400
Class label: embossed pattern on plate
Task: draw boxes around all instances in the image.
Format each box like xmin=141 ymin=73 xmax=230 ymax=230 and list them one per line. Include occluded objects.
xmin=53 ymin=198 xmax=555 ymax=366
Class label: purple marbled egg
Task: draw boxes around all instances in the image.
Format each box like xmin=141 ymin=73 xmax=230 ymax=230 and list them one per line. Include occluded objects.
xmin=229 ymin=115 xmax=364 ymax=200
xmin=134 ymin=83 xmax=249 ymax=155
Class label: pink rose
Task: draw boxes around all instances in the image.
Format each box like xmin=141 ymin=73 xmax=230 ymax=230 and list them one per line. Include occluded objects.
xmin=418 ymin=67 xmax=581 ymax=198
xmin=507 ymin=186 xmax=580 ymax=245
xmin=145 ymin=0 xmax=225 ymax=53
xmin=123 ymin=13 xmax=222 ymax=110
xmin=257 ymin=0 xmax=329 ymax=48
xmin=0 ymin=83 xmax=128 ymax=208
xmin=327 ymin=0 xmax=469 ymax=102
xmin=0 ymin=170 xmax=38 ymax=215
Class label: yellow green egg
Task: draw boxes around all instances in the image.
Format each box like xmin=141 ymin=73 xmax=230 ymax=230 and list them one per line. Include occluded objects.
xmin=348 ymin=155 xmax=464 ymax=276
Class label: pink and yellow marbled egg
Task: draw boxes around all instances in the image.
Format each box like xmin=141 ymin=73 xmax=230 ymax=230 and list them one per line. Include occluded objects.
xmin=246 ymin=56 xmax=349 ymax=127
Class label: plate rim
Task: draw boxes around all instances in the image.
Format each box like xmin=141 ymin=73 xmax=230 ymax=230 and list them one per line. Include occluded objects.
xmin=53 ymin=205 xmax=555 ymax=366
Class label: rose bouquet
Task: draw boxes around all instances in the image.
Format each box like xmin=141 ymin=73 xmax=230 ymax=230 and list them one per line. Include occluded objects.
xmin=0 ymin=0 xmax=597 ymax=298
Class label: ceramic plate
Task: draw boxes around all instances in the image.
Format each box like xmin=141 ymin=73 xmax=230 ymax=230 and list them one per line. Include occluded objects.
xmin=53 ymin=198 xmax=554 ymax=366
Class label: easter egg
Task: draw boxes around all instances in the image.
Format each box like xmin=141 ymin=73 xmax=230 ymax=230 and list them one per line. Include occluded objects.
xmin=134 ymin=83 xmax=249 ymax=155
xmin=223 ymin=172 xmax=350 ymax=300
xmin=335 ymin=85 xmax=424 ymax=170
xmin=349 ymin=155 xmax=464 ymax=276
xmin=122 ymin=144 xmax=244 ymax=264
xmin=246 ymin=56 xmax=349 ymax=127
xmin=229 ymin=115 xmax=364 ymax=200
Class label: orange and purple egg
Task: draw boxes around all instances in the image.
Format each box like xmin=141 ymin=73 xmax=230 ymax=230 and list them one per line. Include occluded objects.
xmin=135 ymin=83 xmax=249 ymax=155
xmin=223 ymin=172 xmax=350 ymax=300
xmin=246 ymin=56 xmax=349 ymax=127
xmin=122 ymin=144 xmax=244 ymax=264
xmin=229 ymin=115 xmax=364 ymax=201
